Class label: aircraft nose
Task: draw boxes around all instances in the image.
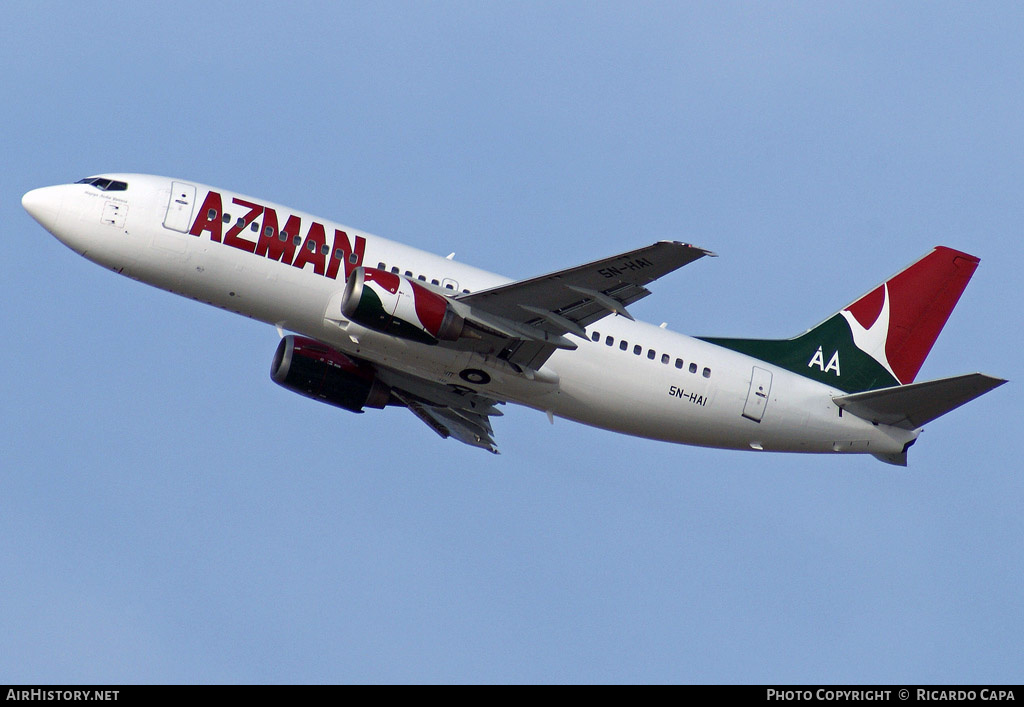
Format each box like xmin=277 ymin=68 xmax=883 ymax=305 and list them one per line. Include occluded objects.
xmin=22 ymin=186 xmax=64 ymax=232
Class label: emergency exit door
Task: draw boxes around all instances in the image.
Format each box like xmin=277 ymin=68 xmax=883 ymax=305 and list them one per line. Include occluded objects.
xmin=742 ymin=366 xmax=773 ymax=422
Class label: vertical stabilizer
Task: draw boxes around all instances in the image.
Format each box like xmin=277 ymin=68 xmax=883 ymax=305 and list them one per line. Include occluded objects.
xmin=702 ymin=247 xmax=981 ymax=393
xmin=841 ymin=246 xmax=979 ymax=385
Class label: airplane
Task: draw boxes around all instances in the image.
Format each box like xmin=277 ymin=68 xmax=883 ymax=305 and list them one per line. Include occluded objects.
xmin=22 ymin=174 xmax=1005 ymax=465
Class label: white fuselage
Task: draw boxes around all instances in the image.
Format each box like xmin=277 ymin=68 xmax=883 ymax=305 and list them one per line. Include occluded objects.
xmin=24 ymin=174 xmax=918 ymax=457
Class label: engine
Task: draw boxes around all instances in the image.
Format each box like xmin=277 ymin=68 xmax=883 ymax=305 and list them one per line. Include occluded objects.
xmin=271 ymin=335 xmax=391 ymax=413
xmin=341 ymin=267 xmax=465 ymax=345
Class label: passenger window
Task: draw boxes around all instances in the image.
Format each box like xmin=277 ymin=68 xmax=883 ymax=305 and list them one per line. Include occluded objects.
xmin=633 ymin=345 xmax=641 ymax=355
xmin=591 ymin=332 xmax=600 ymax=342
xmin=675 ymin=358 xmax=683 ymax=369
xmin=208 ymin=209 xmax=218 ymax=220
xmin=689 ymin=363 xmax=698 ymax=374
xmin=445 ymin=284 xmax=454 ymax=290
xmin=222 ymin=213 xmax=231 ymax=224
xmin=377 ymin=262 xmax=386 ymax=270
xmin=250 ymin=222 xmax=259 ymax=233
xmin=619 ymin=340 xmax=628 ymax=351
xmin=605 ymin=336 xmax=614 ymax=346
xmin=265 ymin=226 xmax=275 ymax=238
xmin=321 ymin=244 xmax=330 ymax=256
xmin=647 ymin=349 xmax=656 ymax=360
xmin=236 ymin=217 xmax=245 ymax=228
xmin=305 ymin=240 xmax=315 ymax=252
xmin=349 ymin=253 xmax=359 ymax=264
xmin=661 ymin=353 xmax=670 ymax=364
xmin=293 ymin=235 xmax=302 ymax=246
xmin=703 ymin=367 xmax=711 ymax=378
xmin=405 ymin=271 xmax=413 ymax=277
xmin=278 ymin=230 xmax=287 ymax=242
xmin=431 ymin=279 xmax=439 ymax=286
xmin=390 ymin=267 xmax=399 ymax=274
xmin=417 ymin=275 xmax=426 ymax=281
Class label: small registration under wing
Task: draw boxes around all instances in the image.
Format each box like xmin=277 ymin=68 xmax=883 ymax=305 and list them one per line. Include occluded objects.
xmin=456 ymin=241 xmax=713 ymax=369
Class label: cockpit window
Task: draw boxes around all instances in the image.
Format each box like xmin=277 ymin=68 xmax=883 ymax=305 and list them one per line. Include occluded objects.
xmin=76 ymin=177 xmax=128 ymax=192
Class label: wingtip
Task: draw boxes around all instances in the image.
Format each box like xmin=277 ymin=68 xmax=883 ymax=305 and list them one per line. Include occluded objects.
xmin=663 ymin=240 xmax=718 ymax=257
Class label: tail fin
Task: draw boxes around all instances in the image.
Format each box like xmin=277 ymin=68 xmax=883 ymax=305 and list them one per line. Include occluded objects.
xmin=702 ymin=247 xmax=981 ymax=393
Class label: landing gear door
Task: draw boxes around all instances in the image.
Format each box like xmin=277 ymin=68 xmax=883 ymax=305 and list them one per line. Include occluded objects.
xmin=742 ymin=366 xmax=773 ymax=422
xmin=163 ymin=181 xmax=197 ymax=232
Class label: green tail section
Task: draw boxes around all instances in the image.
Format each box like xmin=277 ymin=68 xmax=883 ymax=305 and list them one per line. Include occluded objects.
xmin=701 ymin=247 xmax=983 ymax=394
xmin=700 ymin=314 xmax=899 ymax=394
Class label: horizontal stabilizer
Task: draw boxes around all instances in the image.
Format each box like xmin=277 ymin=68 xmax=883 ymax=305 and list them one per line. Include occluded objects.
xmin=834 ymin=373 xmax=1006 ymax=430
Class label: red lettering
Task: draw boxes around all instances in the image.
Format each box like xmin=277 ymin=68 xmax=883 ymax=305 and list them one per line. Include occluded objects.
xmin=326 ymin=229 xmax=367 ymax=280
xmin=255 ymin=208 xmax=299 ymax=265
xmin=188 ymin=191 xmax=224 ymax=242
xmin=222 ymin=198 xmax=262 ymax=253
xmin=190 ymin=193 xmax=366 ymax=282
xmin=291 ymin=221 xmax=328 ymax=275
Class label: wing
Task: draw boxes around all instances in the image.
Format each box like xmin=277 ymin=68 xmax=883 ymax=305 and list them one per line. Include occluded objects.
xmin=455 ymin=240 xmax=713 ymax=369
xmin=375 ymin=366 xmax=504 ymax=454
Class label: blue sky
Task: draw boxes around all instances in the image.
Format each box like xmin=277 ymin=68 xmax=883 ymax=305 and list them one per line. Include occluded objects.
xmin=1 ymin=1 xmax=1020 ymax=683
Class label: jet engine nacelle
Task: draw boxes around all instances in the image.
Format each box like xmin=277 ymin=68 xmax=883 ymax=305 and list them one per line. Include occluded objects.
xmin=271 ymin=335 xmax=391 ymax=412
xmin=341 ymin=267 xmax=465 ymax=345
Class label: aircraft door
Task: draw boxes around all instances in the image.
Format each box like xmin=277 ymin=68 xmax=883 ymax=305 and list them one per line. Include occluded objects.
xmin=163 ymin=181 xmax=196 ymax=232
xmin=742 ymin=366 xmax=773 ymax=422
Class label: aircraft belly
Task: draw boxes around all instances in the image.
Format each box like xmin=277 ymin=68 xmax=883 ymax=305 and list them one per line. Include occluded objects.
xmin=311 ymin=322 xmax=559 ymax=400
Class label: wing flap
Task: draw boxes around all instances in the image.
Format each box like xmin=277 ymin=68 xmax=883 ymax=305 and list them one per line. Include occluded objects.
xmin=375 ymin=367 xmax=504 ymax=453
xmin=392 ymin=390 xmax=500 ymax=454
xmin=833 ymin=373 xmax=1006 ymax=429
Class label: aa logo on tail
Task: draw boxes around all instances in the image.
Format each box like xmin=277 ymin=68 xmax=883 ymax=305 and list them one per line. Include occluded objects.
xmin=809 ymin=346 xmax=841 ymax=376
